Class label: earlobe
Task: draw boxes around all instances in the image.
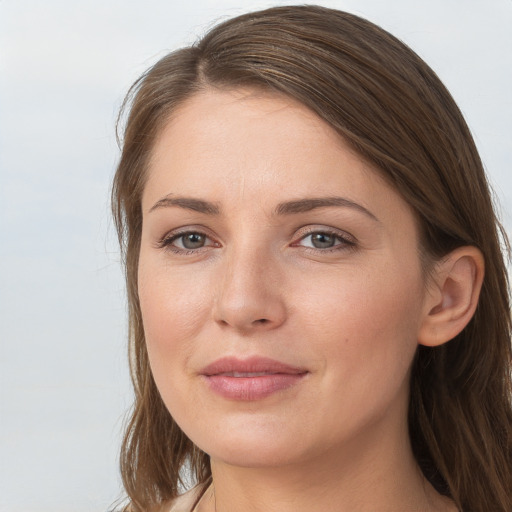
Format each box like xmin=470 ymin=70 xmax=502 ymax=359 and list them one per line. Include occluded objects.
xmin=418 ymin=246 xmax=485 ymax=347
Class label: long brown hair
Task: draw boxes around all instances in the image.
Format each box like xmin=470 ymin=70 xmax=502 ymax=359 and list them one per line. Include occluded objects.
xmin=112 ymin=5 xmax=512 ymax=511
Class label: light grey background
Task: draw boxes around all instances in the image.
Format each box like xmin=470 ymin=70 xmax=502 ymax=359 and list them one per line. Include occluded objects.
xmin=1 ymin=1 xmax=510 ymax=511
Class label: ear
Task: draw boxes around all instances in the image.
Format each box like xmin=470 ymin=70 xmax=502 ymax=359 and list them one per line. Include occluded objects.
xmin=418 ymin=246 xmax=485 ymax=347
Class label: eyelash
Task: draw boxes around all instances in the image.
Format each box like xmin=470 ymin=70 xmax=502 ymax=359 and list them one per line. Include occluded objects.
xmin=157 ymin=228 xmax=356 ymax=255
xmin=157 ymin=230 xmax=219 ymax=255
xmin=292 ymin=228 xmax=356 ymax=253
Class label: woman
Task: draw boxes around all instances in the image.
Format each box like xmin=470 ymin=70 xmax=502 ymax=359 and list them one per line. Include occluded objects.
xmin=112 ymin=5 xmax=512 ymax=511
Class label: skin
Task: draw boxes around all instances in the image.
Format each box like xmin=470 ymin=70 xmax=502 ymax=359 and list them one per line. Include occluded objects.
xmin=139 ymin=88 xmax=458 ymax=511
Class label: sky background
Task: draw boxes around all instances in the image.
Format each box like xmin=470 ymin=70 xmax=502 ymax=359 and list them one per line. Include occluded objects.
xmin=1 ymin=1 xmax=511 ymax=511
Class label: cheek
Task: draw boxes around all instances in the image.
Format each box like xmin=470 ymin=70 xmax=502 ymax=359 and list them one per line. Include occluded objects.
xmin=137 ymin=257 xmax=212 ymax=375
xmin=295 ymin=260 xmax=424 ymax=380
xmin=288 ymin=263 xmax=424 ymax=445
xmin=137 ymin=259 xmax=218 ymax=434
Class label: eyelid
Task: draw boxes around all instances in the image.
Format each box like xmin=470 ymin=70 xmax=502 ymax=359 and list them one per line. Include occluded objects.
xmin=293 ymin=225 xmax=356 ymax=241
xmin=156 ymin=227 xmax=221 ymax=253
xmin=291 ymin=226 xmax=357 ymax=250
xmin=155 ymin=225 xmax=357 ymax=254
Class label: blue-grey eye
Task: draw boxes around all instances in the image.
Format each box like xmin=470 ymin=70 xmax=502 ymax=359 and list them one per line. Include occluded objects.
xmin=310 ymin=233 xmax=336 ymax=248
xmin=180 ymin=233 xmax=206 ymax=249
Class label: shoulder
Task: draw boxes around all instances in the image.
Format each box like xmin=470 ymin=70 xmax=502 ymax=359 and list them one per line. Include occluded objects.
xmin=164 ymin=485 xmax=205 ymax=512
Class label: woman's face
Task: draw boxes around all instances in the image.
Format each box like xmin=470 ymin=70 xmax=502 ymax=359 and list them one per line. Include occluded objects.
xmin=138 ymin=89 xmax=431 ymax=468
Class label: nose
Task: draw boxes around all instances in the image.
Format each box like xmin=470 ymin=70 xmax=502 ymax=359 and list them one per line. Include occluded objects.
xmin=212 ymin=246 xmax=287 ymax=333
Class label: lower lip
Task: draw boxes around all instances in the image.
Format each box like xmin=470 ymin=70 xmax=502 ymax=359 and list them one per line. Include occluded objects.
xmin=204 ymin=373 xmax=306 ymax=400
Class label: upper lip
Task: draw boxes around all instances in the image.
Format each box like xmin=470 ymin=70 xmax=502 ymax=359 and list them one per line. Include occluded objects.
xmin=200 ymin=356 xmax=308 ymax=376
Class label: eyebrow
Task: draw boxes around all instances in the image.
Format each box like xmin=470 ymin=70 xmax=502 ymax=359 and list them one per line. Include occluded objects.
xmin=274 ymin=196 xmax=379 ymax=221
xmin=148 ymin=194 xmax=379 ymax=222
xmin=149 ymin=196 xmax=221 ymax=215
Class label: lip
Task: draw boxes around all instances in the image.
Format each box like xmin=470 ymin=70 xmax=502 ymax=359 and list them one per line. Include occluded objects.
xmin=200 ymin=356 xmax=308 ymax=401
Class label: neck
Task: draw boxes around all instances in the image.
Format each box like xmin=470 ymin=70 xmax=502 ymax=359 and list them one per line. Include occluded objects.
xmin=198 ymin=415 xmax=454 ymax=512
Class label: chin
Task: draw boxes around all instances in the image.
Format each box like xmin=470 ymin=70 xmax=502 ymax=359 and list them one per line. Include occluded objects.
xmin=188 ymin=420 xmax=311 ymax=468
xmin=208 ymin=440 xmax=304 ymax=468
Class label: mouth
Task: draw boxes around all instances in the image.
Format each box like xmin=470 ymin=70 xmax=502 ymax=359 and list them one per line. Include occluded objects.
xmin=215 ymin=371 xmax=278 ymax=377
xmin=200 ymin=356 xmax=308 ymax=401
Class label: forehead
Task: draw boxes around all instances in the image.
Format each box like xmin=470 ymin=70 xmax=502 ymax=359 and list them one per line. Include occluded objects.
xmin=149 ymin=87 xmax=350 ymax=174
xmin=143 ymin=88 xmax=413 ymax=227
